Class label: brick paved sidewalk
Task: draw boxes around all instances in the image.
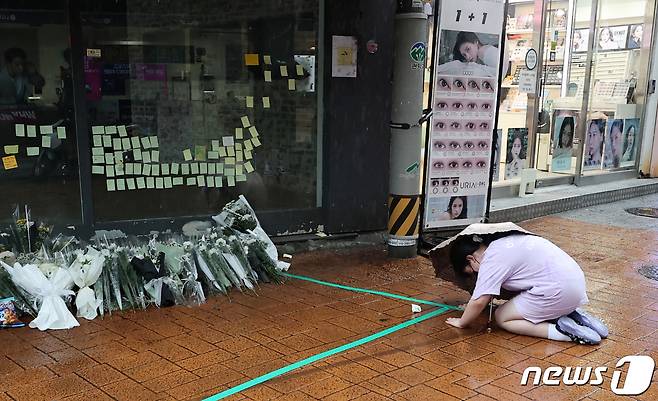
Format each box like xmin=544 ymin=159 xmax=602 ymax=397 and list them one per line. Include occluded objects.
xmin=1 ymin=216 xmax=658 ymax=401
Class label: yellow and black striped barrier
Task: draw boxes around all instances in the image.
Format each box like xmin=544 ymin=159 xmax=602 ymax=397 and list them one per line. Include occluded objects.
xmin=387 ymin=195 xmax=420 ymax=240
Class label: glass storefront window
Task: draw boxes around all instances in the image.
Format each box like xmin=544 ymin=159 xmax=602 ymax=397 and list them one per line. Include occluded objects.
xmin=583 ymin=0 xmax=652 ymax=174
xmin=494 ymin=0 xmax=655 ymax=196
xmin=0 ymin=2 xmax=82 ymax=225
xmin=80 ymin=0 xmax=320 ymax=222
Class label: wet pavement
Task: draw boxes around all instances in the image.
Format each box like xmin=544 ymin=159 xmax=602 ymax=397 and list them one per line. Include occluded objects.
xmin=1 ymin=202 xmax=658 ymax=400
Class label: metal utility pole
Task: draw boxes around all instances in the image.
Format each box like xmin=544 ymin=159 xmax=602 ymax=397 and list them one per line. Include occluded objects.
xmin=387 ymin=0 xmax=428 ymax=258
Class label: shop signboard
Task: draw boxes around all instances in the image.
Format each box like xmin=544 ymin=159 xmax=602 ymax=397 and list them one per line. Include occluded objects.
xmin=422 ymin=0 xmax=505 ymax=229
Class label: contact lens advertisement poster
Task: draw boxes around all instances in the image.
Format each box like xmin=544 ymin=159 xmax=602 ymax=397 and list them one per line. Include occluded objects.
xmin=423 ymin=0 xmax=505 ymax=229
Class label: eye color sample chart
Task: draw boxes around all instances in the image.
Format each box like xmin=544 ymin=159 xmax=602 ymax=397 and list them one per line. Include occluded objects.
xmin=423 ymin=0 xmax=505 ymax=229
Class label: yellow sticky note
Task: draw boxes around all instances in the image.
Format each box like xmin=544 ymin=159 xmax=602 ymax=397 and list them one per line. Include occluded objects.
xmin=280 ymin=66 xmax=288 ymax=77
xmin=263 ymin=97 xmax=270 ymax=109
xmin=4 ymin=145 xmax=18 ymax=155
xmin=236 ymin=165 xmax=243 ymax=175
xmin=296 ymin=64 xmax=304 ymax=76
xmin=2 ymin=156 xmax=17 ymax=170
xmin=92 ymin=126 xmax=104 ymax=135
xmin=131 ymin=137 xmax=140 ymax=149
xmin=103 ymin=135 xmax=112 ymax=147
xmin=236 ymin=151 xmax=243 ymax=163
xmin=133 ymin=149 xmax=142 ymax=161
xmin=235 ymin=128 xmax=243 ymax=139
xmin=264 ymin=55 xmax=272 ymax=65
xmin=127 ymin=178 xmax=136 ymax=190
xmin=236 ymin=174 xmax=247 ymax=182
xmin=164 ymin=177 xmax=172 ymax=188
xmin=337 ymin=47 xmax=353 ymax=65
xmin=227 ymin=147 xmax=235 ymax=157
xmin=264 ymin=71 xmax=272 ymax=82
xmin=181 ymin=164 xmax=190 ymax=175
xmin=197 ymin=176 xmax=206 ymax=187
xmin=118 ymin=126 xmax=128 ymax=137
xmin=106 ymin=179 xmax=116 ymax=192
xmin=252 ymin=137 xmax=262 ymax=147
xmin=27 ymin=125 xmax=37 ymax=137
xmin=225 ymin=157 xmax=235 ymax=165
xmin=136 ymin=177 xmax=146 ymax=189
xmin=245 ymin=150 xmax=253 ymax=160
xmin=208 ymin=163 xmax=216 ymax=175
xmin=173 ymin=177 xmax=184 ymax=186
xmin=246 ymin=96 xmax=254 ymax=108
xmin=211 ymin=140 xmax=220 ymax=151
xmin=183 ymin=149 xmax=193 ymax=161
xmin=245 ymin=54 xmax=259 ymax=66
xmin=245 ymin=161 xmax=254 ymax=173
xmin=249 ymin=126 xmax=259 ymax=138
xmin=15 ymin=124 xmax=25 ymax=137
xmin=228 ymin=176 xmax=236 ymax=187
xmin=122 ymin=138 xmax=131 ymax=150
xmin=208 ymin=151 xmax=219 ymax=160
xmin=42 ymin=136 xmax=51 ymax=148
xmin=199 ymin=163 xmax=208 ymax=174
xmin=219 ymin=147 xmax=227 ymax=157
xmin=116 ymin=179 xmax=126 ymax=191
xmin=241 ymin=116 xmax=251 ymax=128
xmin=191 ymin=163 xmax=199 ymax=175
xmin=146 ymin=177 xmax=155 ymax=188
xmin=288 ymin=79 xmax=296 ymax=91
xmin=244 ymin=140 xmax=253 ymax=151
xmin=40 ymin=125 xmax=53 ymax=135
xmin=105 ymin=126 xmax=117 ymax=135
xmin=142 ymin=164 xmax=151 ymax=176
xmin=215 ymin=176 xmax=223 ymax=187
xmin=156 ymin=177 xmax=164 ymax=189
xmin=195 ymin=145 xmax=207 ymax=161
xmin=27 ymin=147 xmax=39 ymax=156
xmin=57 ymin=127 xmax=67 ymax=139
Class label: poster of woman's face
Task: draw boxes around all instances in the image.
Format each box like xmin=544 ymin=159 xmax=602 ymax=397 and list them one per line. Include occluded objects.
xmin=436 ymin=195 xmax=486 ymax=221
xmin=436 ymin=29 xmax=500 ymax=77
xmin=505 ymin=128 xmax=528 ymax=179
xmin=621 ymin=118 xmax=639 ymax=164
xmin=551 ymin=116 xmax=575 ymax=172
xmin=628 ymin=24 xmax=643 ymax=49
xmin=604 ymin=119 xmax=624 ymax=168
xmin=584 ymin=119 xmax=606 ymax=169
xmin=598 ymin=26 xmax=628 ymax=51
xmin=572 ymin=29 xmax=589 ymax=52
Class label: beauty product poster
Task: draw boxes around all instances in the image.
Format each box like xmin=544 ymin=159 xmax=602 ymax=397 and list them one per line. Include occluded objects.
xmin=423 ymin=0 xmax=505 ymax=229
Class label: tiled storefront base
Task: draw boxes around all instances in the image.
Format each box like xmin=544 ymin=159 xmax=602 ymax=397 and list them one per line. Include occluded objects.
xmin=489 ymin=178 xmax=658 ymax=223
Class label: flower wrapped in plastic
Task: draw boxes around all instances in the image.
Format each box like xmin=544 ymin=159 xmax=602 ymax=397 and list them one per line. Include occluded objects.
xmin=213 ymin=195 xmax=289 ymax=273
xmin=179 ymin=242 xmax=206 ymax=305
xmin=68 ymin=246 xmax=105 ymax=320
xmin=0 ymin=260 xmax=78 ymax=330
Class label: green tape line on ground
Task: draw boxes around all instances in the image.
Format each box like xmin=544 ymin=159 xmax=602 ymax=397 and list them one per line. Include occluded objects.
xmin=280 ymin=271 xmax=462 ymax=311
xmin=203 ymin=306 xmax=450 ymax=401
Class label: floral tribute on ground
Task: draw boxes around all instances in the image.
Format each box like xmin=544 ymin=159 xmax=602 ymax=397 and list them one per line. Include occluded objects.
xmin=0 ymin=196 xmax=289 ymax=331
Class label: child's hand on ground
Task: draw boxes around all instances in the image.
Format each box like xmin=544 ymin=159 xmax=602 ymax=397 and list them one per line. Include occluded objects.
xmin=445 ymin=317 xmax=465 ymax=328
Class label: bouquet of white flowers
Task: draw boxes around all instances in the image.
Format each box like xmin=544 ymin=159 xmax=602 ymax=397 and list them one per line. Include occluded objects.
xmin=1 ymin=260 xmax=78 ymax=330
